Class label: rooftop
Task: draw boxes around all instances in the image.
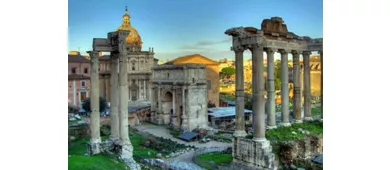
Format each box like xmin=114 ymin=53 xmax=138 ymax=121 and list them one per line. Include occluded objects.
xmin=208 ymin=107 xmax=252 ymax=118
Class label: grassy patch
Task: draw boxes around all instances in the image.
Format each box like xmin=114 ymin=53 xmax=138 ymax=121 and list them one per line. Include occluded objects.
xmin=130 ymin=132 xmax=161 ymax=160
xmin=195 ymin=151 xmax=233 ymax=170
xmin=311 ymin=107 xmax=321 ymax=116
xmin=265 ymin=121 xmax=323 ymax=141
xmin=68 ymin=136 xmax=127 ymax=170
xmin=68 ymin=154 xmax=128 ymax=170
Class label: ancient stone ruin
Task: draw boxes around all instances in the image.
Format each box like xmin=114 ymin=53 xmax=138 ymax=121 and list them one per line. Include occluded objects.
xmin=225 ymin=17 xmax=323 ymax=169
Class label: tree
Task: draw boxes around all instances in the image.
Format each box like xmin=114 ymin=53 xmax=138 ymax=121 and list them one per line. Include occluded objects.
xmin=221 ymin=67 xmax=236 ymax=79
xmin=82 ymin=97 xmax=109 ymax=113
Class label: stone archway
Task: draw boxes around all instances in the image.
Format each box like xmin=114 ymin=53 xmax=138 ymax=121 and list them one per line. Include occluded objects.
xmin=162 ymin=91 xmax=173 ymax=124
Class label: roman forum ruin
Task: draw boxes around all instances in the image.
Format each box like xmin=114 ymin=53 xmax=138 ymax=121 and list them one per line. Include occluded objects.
xmin=150 ymin=64 xmax=209 ymax=131
xmin=225 ymin=17 xmax=323 ymax=169
xmin=87 ymin=30 xmax=141 ymax=170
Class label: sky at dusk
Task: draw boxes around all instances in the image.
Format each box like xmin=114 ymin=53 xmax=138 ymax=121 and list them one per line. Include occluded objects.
xmin=68 ymin=0 xmax=323 ymax=61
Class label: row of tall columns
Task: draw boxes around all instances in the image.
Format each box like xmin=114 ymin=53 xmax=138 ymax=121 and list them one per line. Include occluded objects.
xmin=233 ymin=47 xmax=316 ymax=140
xmin=233 ymin=47 xmax=247 ymax=137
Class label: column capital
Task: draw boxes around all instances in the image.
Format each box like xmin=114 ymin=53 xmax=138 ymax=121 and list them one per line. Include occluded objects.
xmin=231 ymin=45 xmax=246 ymax=53
xmin=278 ymin=49 xmax=291 ymax=54
xmin=302 ymin=51 xmax=312 ymax=56
xmin=87 ymin=51 xmax=100 ymax=58
xmin=291 ymin=50 xmax=301 ymax=55
xmin=265 ymin=48 xmax=277 ymax=54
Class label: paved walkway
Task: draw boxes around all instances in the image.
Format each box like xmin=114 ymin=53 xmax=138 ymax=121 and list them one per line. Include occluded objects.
xmin=134 ymin=124 xmax=231 ymax=170
xmin=135 ymin=124 xmax=231 ymax=148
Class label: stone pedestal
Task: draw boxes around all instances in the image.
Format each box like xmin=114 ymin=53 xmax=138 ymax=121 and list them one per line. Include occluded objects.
xmin=232 ymin=137 xmax=275 ymax=169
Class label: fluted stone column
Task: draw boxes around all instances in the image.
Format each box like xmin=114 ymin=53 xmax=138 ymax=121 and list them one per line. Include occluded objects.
xmin=109 ymin=55 xmax=120 ymax=142
xmin=266 ymin=48 xmax=276 ymax=129
xmin=251 ymin=45 xmax=266 ymax=141
xmin=292 ymin=50 xmax=303 ymax=123
xmin=303 ymin=51 xmax=313 ymax=121
xmin=233 ymin=47 xmax=247 ymax=137
xmin=87 ymin=50 xmax=101 ymax=155
xmin=119 ymin=50 xmax=130 ymax=145
xmin=279 ymin=50 xmax=291 ymax=127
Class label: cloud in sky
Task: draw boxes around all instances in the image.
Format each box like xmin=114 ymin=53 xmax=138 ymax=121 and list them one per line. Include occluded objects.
xmin=179 ymin=37 xmax=232 ymax=51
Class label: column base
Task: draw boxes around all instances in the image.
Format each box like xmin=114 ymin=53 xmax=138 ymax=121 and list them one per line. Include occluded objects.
xmin=266 ymin=125 xmax=277 ymax=130
xmin=294 ymin=119 xmax=303 ymax=123
xmin=279 ymin=122 xmax=291 ymax=127
xmin=119 ymin=144 xmax=141 ymax=170
xmin=252 ymin=137 xmax=267 ymax=142
xmin=233 ymin=130 xmax=247 ymax=137
xmin=304 ymin=117 xmax=314 ymax=121
xmin=87 ymin=138 xmax=101 ymax=155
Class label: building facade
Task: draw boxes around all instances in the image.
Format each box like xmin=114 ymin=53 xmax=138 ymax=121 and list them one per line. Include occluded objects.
xmin=164 ymin=54 xmax=220 ymax=107
xmin=150 ymin=64 xmax=209 ymax=131
xmin=68 ymin=52 xmax=91 ymax=108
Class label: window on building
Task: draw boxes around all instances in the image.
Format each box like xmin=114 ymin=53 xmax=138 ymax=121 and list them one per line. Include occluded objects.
xmin=98 ymin=68 xmax=100 ymax=72
xmin=132 ymin=62 xmax=135 ymax=71
xmin=207 ymin=80 xmax=211 ymax=89
xmin=167 ymin=73 xmax=170 ymax=78
xmin=71 ymin=67 xmax=76 ymax=74
xmin=132 ymin=90 xmax=137 ymax=101
xmin=81 ymin=81 xmax=86 ymax=87
xmin=84 ymin=68 xmax=88 ymax=74
xmin=132 ymin=79 xmax=136 ymax=84
xmin=193 ymin=78 xmax=195 ymax=83
xmin=80 ymin=92 xmax=87 ymax=101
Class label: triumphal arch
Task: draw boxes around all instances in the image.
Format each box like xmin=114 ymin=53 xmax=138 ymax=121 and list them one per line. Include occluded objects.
xmin=225 ymin=17 xmax=323 ymax=169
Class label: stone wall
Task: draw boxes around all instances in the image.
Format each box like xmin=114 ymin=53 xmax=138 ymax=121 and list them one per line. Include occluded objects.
xmin=206 ymin=66 xmax=220 ymax=107
xmin=277 ymin=134 xmax=323 ymax=165
xmin=187 ymin=86 xmax=208 ymax=130
xmin=232 ymin=137 xmax=275 ymax=169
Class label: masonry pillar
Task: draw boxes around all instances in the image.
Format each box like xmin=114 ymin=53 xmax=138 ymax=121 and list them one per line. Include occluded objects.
xmin=143 ymin=80 xmax=146 ymax=100
xmin=181 ymin=87 xmax=187 ymax=131
xmin=157 ymin=86 xmax=162 ymax=123
xmin=303 ymin=51 xmax=313 ymax=121
xmin=292 ymin=50 xmax=303 ymax=123
xmin=233 ymin=47 xmax=247 ymax=137
xmin=172 ymin=88 xmax=176 ymax=126
xmin=280 ymin=49 xmax=291 ymax=126
xmin=109 ymin=54 xmax=120 ymax=142
xmin=251 ymin=45 xmax=266 ymax=141
xmin=87 ymin=50 xmax=101 ymax=155
xmin=105 ymin=75 xmax=110 ymax=102
xmin=266 ymin=48 xmax=277 ymax=129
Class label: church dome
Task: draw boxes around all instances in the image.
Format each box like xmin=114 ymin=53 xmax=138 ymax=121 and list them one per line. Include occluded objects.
xmin=116 ymin=7 xmax=142 ymax=49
